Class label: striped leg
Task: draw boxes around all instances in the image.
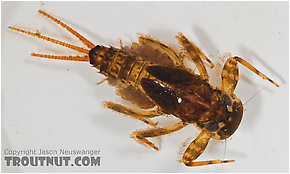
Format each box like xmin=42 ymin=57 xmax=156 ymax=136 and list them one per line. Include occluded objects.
xmin=221 ymin=56 xmax=279 ymax=94
xmin=131 ymin=122 xmax=187 ymax=150
xmin=182 ymin=130 xmax=234 ymax=167
xmin=137 ymin=36 xmax=183 ymax=67
xmin=104 ymin=102 xmax=162 ymax=127
xmin=176 ymin=33 xmax=214 ymax=80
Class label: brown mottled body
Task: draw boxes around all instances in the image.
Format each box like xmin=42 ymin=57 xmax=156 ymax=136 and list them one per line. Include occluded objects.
xmin=89 ymin=45 xmax=153 ymax=92
xmin=9 ymin=10 xmax=279 ymax=167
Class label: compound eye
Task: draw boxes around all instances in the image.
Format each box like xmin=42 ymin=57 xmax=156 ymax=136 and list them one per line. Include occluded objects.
xmin=205 ymin=121 xmax=219 ymax=132
xmin=221 ymin=93 xmax=233 ymax=106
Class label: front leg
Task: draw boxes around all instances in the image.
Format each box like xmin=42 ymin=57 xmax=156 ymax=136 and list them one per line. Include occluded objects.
xmin=221 ymin=56 xmax=279 ymax=94
xmin=182 ymin=130 xmax=234 ymax=167
xmin=131 ymin=121 xmax=187 ymax=150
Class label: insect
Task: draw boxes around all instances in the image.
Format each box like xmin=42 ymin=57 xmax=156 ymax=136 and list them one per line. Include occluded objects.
xmin=9 ymin=10 xmax=279 ymax=167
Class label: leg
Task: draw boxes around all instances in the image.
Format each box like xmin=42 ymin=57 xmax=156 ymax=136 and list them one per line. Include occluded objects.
xmin=221 ymin=56 xmax=279 ymax=94
xmin=104 ymin=102 xmax=162 ymax=127
xmin=182 ymin=130 xmax=234 ymax=167
xmin=138 ymin=36 xmax=183 ymax=67
xmin=130 ymin=35 xmax=183 ymax=68
xmin=131 ymin=122 xmax=187 ymax=150
xmin=176 ymin=33 xmax=214 ymax=80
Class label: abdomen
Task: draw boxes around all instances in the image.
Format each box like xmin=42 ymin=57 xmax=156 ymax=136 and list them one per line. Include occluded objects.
xmin=89 ymin=45 xmax=154 ymax=92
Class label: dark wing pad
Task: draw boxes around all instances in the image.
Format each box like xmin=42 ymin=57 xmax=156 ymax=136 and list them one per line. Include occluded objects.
xmin=141 ymin=78 xmax=177 ymax=114
xmin=146 ymin=65 xmax=199 ymax=85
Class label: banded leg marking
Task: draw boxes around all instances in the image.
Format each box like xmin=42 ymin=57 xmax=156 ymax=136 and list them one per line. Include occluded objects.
xmin=131 ymin=122 xmax=187 ymax=150
xmin=182 ymin=130 xmax=234 ymax=167
xmin=104 ymin=101 xmax=162 ymax=127
xmin=222 ymin=56 xmax=279 ymax=94
xmin=138 ymin=36 xmax=183 ymax=67
xmin=176 ymin=33 xmax=213 ymax=80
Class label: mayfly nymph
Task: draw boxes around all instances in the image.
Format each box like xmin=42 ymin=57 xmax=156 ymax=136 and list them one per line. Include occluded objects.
xmin=9 ymin=10 xmax=279 ymax=167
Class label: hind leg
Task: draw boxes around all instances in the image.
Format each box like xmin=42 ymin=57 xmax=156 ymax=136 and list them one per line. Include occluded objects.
xmin=137 ymin=36 xmax=183 ymax=67
xmin=127 ymin=35 xmax=183 ymax=68
xmin=104 ymin=102 xmax=162 ymax=127
xmin=131 ymin=121 xmax=187 ymax=150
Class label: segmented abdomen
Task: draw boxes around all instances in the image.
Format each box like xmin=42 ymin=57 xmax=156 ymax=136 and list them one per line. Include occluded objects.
xmin=89 ymin=45 xmax=153 ymax=92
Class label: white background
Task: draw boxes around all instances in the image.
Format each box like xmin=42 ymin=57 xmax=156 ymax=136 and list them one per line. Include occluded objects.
xmin=2 ymin=1 xmax=288 ymax=172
